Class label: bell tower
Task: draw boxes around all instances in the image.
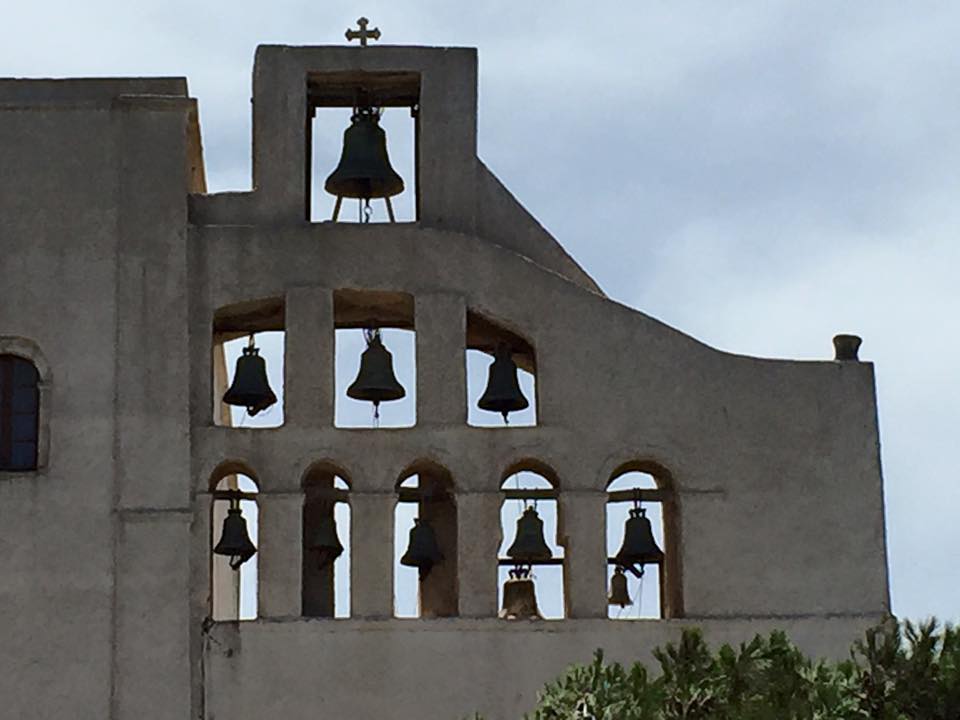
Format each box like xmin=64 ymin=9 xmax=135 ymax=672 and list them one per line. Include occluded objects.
xmin=0 ymin=20 xmax=889 ymax=720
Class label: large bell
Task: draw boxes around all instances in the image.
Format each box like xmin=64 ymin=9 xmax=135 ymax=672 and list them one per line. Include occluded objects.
xmin=325 ymin=108 xmax=404 ymax=200
xmin=347 ymin=329 xmax=406 ymax=407
xmin=615 ymin=507 xmax=664 ymax=571
xmin=307 ymin=514 xmax=344 ymax=569
xmin=499 ymin=568 xmax=542 ymax=620
xmin=213 ymin=504 xmax=257 ymax=570
xmin=400 ymin=518 xmax=443 ymax=578
xmin=506 ymin=506 xmax=553 ymax=565
xmin=222 ymin=337 xmax=277 ymax=416
xmin=608 ymin=566 xmax=632 ymax=608
xmin=478 ymin=344 xmax=529 ymax=422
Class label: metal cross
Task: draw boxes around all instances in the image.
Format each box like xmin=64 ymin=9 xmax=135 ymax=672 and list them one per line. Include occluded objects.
xmin=345 ymin=17 xmax=381 ymax=47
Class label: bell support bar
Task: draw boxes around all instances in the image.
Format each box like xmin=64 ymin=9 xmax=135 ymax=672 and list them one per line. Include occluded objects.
xmin=607 ymin=489 xmax=669 ymax=504
xmin=211 ymin=489 xmax=258 ymax=502
xmin=497 ymin=557 xmax=564 ymax=566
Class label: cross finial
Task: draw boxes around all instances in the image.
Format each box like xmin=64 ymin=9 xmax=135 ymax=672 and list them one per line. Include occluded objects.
xmin=345 ymin=17 xmax=381 ymax=47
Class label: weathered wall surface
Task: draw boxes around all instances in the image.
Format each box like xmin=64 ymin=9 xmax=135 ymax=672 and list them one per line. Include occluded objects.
xmin=0 ymin=96 xmax=120 ymax=719
xmin=204 ymin=615 xmax=885 ymax=720
xmin=190 ymin=224 xmax=888 ymax=619
xmin=0 ymin=42 xmax=890 ymax=720
xmin=0 ymin=81 xmax=196 ymax=720
xmin=190 ymin=222 xmax=888 ymax=718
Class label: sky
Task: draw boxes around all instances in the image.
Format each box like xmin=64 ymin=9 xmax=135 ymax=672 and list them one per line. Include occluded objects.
xmin=5 ymin=1 xmax=958 ymax=622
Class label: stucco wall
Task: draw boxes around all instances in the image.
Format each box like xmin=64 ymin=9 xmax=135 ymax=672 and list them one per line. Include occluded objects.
xmin=188 ymin=222 xmax=888 ymax=717
xmin=0 ymin=43 xmax=889 ymax=720
xmin=0 ymin=100 xmax=120 ymax=719
xmin=0 ymin=82 xmax=196 ymax=720
xmin=204 ymin=615 xmax=885 ymax=720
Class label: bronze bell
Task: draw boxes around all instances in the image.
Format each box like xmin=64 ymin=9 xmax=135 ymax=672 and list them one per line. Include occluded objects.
xmin=478 ymin=344 xmax=529 ymax=422
xmin=213 ymin=503 xmax=257 ymax=570
xmin=325 ymin=107 xmax=404 ymax=200
xmin=307 ymin=514 xmax=344 ymax=568
xmin=499 ymin=567 xmax=542 ymax=620
xmin=608 ymin=566 xmax=632 ymax=608
xmin=400 ymin=518 xmax=443 ymax=578
xmin=506 ymin=506 xmax=553 ymax=565
xmin=347 ymin=329 xmax=406 ymax=407
xmin=223 ymin=336 xmax=277 ymax=417
xmin=615 ymin=507 xmax=664 ymax=572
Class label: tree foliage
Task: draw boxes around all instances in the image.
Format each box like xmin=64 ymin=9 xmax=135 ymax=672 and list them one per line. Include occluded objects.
xmin=468 ymin=620 xmax=960 ymax=719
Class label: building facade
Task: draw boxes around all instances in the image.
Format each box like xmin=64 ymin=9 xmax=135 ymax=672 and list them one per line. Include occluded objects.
xmin=0 ymin=40 xmax=889 ymax=720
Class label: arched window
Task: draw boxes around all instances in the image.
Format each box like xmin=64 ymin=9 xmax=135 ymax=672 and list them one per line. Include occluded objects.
xmin=499 ymin=464 xmax=564 ymax=619
xmin=210 ymin=469 xmax=259 ymax=621
xmin=606 ymin=465 xmax=682 ymax=619
xmin=0 ymin=354 xmax=40 ymax=472
xmin=394 ymin=462 xmax=457 ymax=618
xmin=302 ymin=464 xmax=351 ymax=618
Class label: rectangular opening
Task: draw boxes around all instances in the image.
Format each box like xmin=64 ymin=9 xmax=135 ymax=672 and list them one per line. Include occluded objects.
xmin=334 ymin=289 xmax=416 ymax=428
xmin=308 ymin=72 xmax=420 ymax=224
xmin=213 ymin=331 xmax=285 ymax=429
xmin=212 ymin=297 xmax=285 ymax=429
xmin=466 ymin=310 xmax=538 ymax=427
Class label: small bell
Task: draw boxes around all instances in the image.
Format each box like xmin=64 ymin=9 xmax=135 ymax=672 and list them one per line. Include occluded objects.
xmin=615 ymin=507 xmax=664 ymax=574
xmin=608 ymin=566 xmax=632 ymax=608
xmin=506 ymin=506 xmax=553 ymax=565
xmin=499 ymin=567 xmax=542 ymax=620
xmin=346 ymin=329 xmax=406 ymax=409
xmin=213 ymin=503 xmax=257 ymax=570
xmin=400 ymin=518 xmax=443 ymax=579
xmin=222 ymin=335 xmax=277 ymax=416
xmin=478 ymin=344 xmax=529 ymax=422
xmin=307 ymin=514 xmax=344 ymax=568
xmin=325 ymin=107 xmax=404 ymax=200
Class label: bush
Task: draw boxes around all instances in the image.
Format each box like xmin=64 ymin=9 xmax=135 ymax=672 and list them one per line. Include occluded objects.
xmin=468 ymin=620 xmax=960 ymax=719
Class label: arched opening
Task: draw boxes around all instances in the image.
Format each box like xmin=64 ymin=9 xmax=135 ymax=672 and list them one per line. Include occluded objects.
xmin=301 ymin=463 xmax=351 ymax=618
xmin=210 ymin=466 xmax=259 ymax=621
xmin=465 ymin=311 xmax=537 ymax=428
xmin=606 ymin=464 xmax=682 ymax=619
xmin=394 ymin=462 xmax=457 ymax=618
xmin=0 ymin=354 xmax=40 ymax=471
xmin=499 ymin=464 xmax=564 ymax=619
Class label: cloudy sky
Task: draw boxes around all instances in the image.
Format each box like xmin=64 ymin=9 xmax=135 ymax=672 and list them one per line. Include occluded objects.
xmin=5 ymin=2 xmax=957 ymax=621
